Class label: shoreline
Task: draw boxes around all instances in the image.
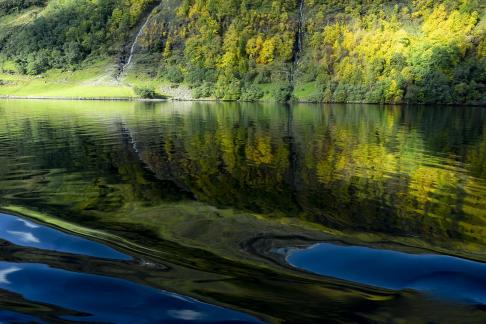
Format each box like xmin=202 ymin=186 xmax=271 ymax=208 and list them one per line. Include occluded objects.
xmin=0 ymin=95 xmax=485 ymax=107
xmin=0 ymin=95 xmax=168 ymax=102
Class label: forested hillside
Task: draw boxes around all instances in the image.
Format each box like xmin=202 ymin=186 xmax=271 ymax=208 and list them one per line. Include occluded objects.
xmin=297 ymin=0 xmax=486 ymax=104
xmin=0 ymin=0 xmax=485 ymax=104
xmin=0 ymin=0 xmax=157 ymax=73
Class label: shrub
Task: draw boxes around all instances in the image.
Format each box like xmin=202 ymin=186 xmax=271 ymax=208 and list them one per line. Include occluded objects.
xmin=272 ymin=84 xmax=292 ymax=102
xmin=134 ymin=86 xmax=156 ymax=99
xmin=240 ymin=84 xmax=264 ymax=101
xmin=213 ymin=74 xmax=241 ymax=100
xmin=166 ymin=65 xmax=184 ymax=84
xmin=192 ymin=82 xmax=213 ymax=98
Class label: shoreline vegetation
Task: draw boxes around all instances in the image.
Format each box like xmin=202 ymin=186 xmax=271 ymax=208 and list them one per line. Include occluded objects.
xmin=1 ymin=96 xmax=486 ymax=108
xmin=0 ymin=1 xmax=485 ymax=105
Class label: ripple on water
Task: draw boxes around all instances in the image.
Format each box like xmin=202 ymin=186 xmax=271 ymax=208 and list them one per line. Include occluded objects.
xmin=0 ymin=261 xmax=261 ymax=323
xmin=0 ymin=213 xmax=131 ymax=261
xmin=0 ymin=213 xmax=262 ymax=323
xmin=286 ymin=243 xmax=486 ymax=304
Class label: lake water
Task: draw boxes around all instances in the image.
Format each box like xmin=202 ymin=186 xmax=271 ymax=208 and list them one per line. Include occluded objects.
xmin=287 ymin=243 xmax=486 ymax=304
xmin=0 ymin=100 xmax=485 ymax=322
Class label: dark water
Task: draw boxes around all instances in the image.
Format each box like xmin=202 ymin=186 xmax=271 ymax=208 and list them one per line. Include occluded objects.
xmin=0 ymin=213 xmax=260 ymax=323
xmin=0 ymin=260 xmax=259 ymax=323
xmin=0 ymin=100 xmax=486 ymax=323
xmin=0 ymin=212 xmax=130 ymax=260
xmin=287 ymin=243 xmax=486 ymax=304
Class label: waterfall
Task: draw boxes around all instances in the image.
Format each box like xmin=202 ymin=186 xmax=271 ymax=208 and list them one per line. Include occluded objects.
xmin=117 ymin=3 xmax=161 ymax=79
xmin=296 ymin=0 xmax=304 ymax=57
xmin=289 ymin=0 xmax=305 ymax=88
xmin=123 ymin=17 xmax=151 ymax=73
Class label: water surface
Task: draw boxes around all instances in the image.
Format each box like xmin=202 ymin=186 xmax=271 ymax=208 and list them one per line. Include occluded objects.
xmin=0 ymin=212 xmax=261 ymax=323
xmin=0 ymin=100 xmax=486 ymax=322
xmin=0 ymin=260 xmax=260 ymax=323
xmin=287 ymin=243 xmax=486 ymax=304
xmin=0 ymin=212 xmax=130 ymax=260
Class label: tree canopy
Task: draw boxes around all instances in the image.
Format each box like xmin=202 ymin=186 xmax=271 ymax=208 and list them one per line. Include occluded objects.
xmin=0 ymin=0 xmax=485 ymax=104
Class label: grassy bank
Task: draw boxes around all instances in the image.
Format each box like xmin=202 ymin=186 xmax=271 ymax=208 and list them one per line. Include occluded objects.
xmin=0 ymin=60 xmax=136 ymax=98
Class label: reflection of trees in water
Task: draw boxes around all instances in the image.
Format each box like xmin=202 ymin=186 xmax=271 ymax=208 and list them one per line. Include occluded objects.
xmin=0 ymin=102 xmax=485 ymax=246
xmin=296 ymin=105 xmax=486 ymax=244
xmin=126 ymin=104 xmax=486 ymax=245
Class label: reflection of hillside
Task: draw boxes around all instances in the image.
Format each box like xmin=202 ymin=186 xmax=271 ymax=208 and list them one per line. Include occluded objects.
xmin=1 ymin=100 xmax=486 ymax=321
xmin=124 ymin=103 xmax=486 ymax=249
xmin=1 ymin=101 xmax=486 ymax=248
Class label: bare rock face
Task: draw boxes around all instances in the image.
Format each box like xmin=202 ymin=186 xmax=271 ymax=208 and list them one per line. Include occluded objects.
xmin=159 ymin=84 xmax=194 ymax=101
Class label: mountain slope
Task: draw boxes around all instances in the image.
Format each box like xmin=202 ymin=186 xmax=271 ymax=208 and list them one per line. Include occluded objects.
xmin=0 ymin=0 xmax=485 ymax=104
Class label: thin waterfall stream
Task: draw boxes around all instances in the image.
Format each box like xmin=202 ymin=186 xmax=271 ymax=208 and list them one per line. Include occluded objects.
xmin=296 ymin=0 xmax=305 ymax=59
xmin=289 ymin=0 xmax=305 ymax=92
xmin=117 ymin=3 xmax=161 ymax=79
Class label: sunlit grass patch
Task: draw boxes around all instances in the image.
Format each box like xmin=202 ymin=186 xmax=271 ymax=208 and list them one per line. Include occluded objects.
xmin=294 ymin=82 xmax=320 ymax=101
xmin=0 ymin=59 xmax=136 ymax=98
